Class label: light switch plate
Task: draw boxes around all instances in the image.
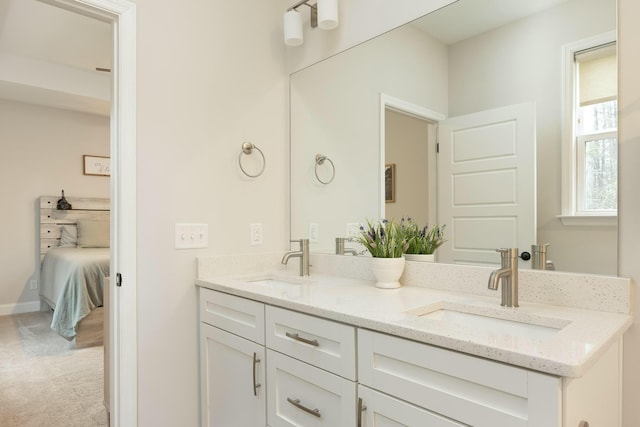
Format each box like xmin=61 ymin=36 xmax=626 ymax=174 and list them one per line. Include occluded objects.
xmin=309 ymin=222 xmax=319 ymax=242
xmin=250 ymin=223 xmax=263 ymax=246
xmin=175 ymin=223 xmax=209 ymax=249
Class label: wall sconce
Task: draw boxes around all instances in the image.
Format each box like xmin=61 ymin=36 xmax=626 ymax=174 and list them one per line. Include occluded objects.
xmin=284 ymin=0 xmax=339 ymax=47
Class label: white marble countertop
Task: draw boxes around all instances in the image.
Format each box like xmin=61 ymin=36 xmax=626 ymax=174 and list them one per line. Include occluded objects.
xmin=196 ymin=270 xmax=632 ymax=378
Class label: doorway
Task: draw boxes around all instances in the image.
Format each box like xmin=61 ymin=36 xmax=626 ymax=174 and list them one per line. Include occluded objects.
xmin=40 ymin=0 xmax=138 ymax=425
xmin=379 ymin=93 xmax=444 ymax=229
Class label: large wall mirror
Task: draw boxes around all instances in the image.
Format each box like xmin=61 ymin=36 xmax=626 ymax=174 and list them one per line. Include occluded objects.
xmin=290 ymin=0 xmax=617 ymax=275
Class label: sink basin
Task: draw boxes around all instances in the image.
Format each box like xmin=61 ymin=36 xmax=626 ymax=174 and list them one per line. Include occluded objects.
xmin=405 ymin=302 xmax=571 ymax=340
xmin=243 ymin=275 xmax=315 ymax=297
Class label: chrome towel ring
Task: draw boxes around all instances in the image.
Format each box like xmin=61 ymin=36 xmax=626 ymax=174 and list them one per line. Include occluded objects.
xmin=239 ymin=142 xmax=266 ymax=178
xmin=315 ymin=154 xmax=335 ymax=184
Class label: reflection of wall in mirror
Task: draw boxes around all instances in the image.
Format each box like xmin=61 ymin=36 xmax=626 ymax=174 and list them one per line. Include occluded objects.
xmin=290 ymin=22 xmax=448 ymax=254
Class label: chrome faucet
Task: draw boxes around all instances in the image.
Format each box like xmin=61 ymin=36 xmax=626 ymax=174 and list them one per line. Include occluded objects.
xmin=488 ymin=248 xmax=519 ymax=307
xmin=282 ymin=239 xmax=310 ymax=276
xmin=531 ymin=243 xmax=555 ymax=270
xmin=335 ymin=237 xmax=358 ymax=256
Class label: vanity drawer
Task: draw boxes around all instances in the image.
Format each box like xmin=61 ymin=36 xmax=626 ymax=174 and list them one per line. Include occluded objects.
xmin=265 ymin=306 xmax=356 ymax=380
xmin=358 ymin=385 xmax=466 ymax=427
xmin=199 ymin=288 xmax=265 ymax=345
xmin=266 ymin=349 xmax=356 ymax=427
xmin=358 ymin=329 xmax=558 ymax=427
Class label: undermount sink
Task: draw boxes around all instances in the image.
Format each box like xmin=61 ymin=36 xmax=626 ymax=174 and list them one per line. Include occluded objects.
xmin=405 ymin=302 xmax=571 ymax=340
xmin=245 ymin=274 xmax=315 ymax=292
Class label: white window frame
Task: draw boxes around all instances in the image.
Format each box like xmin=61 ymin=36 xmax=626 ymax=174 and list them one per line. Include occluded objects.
xmin=559 ymin=31 xmax=617 ymax=226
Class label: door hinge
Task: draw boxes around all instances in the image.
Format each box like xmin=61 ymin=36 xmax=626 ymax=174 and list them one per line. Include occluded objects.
xmin=436 ymin=142 xmax=440 ymax=153
xmin=116 ymin=272 xmax=123 ymax=287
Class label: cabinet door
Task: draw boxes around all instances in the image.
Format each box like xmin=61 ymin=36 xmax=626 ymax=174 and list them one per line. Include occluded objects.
xmin=267 ymin=349 xmax=356 ymax=427
xmin=200 ymin=323 xmax=266 ymax=427
xmin=358 ymin=385 xmax=465 ymax=427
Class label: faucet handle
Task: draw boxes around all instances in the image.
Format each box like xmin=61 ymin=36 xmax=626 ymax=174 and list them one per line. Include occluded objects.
xmin=495 ymin=248 xmax=519 ymax=257
xmin=290 ymin=239 xmax=309 ymax=249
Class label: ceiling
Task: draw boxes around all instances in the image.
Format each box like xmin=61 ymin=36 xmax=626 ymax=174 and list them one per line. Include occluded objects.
xmin=414 ymin=0 xmax=571 ymax=45
xmin=0 ymin=0 xmax=112 ymax=115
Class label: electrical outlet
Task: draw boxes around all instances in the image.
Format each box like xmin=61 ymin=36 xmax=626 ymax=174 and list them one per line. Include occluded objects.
xmin=250 ymin=223 xmax=263 ymax=246
xmin=29 ymin=280 xmax=38 ymax=290
xmin=309 ymin=223 xmax=319 ymax=242
xmin=346 ymin=222 xmax=361 ymax=238
xmin=175 ymin=223 xmax=209 ymax=249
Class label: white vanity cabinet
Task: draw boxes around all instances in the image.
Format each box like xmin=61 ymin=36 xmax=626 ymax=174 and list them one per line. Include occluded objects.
xmin=199 ymin=286 xmax=622 ymax=427
xmin=199 ymin=288 xmax=266 ymax=427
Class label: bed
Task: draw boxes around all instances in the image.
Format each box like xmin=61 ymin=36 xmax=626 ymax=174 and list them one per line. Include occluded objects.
xmin=39 ymin=195 xmax=110 ymax=347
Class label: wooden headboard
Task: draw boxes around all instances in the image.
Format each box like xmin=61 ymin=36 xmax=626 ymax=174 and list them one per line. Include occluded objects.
xmin=39 ymin=195 xmax=110 ymax=260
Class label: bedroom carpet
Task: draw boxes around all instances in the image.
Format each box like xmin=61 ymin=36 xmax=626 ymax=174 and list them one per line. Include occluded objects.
xmin=0 ymin=310 xmax=108 ymax=427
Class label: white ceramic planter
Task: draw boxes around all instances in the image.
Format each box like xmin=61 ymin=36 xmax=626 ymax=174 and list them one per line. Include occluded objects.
xmin=370 ymin=256 xmax=405 ymax=289
xmin=404 ymin=253 xmax=435 ymax=262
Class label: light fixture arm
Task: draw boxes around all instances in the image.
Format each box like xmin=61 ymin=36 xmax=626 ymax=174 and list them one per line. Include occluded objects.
xmin=287 ymin=0 xmax=318 ymax=28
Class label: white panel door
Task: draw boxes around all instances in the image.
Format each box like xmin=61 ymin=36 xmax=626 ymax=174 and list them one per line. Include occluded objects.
xmin=437 ymin=103 xmax=536 ymax=265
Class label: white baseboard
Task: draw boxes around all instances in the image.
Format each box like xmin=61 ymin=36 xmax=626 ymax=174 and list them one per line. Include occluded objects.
xmin=0 ymin=300 xmax=42 ymax=316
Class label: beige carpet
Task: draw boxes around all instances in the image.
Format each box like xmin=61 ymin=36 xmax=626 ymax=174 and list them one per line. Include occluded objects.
xmin=0 ymin=310 xmax=108 ymax=427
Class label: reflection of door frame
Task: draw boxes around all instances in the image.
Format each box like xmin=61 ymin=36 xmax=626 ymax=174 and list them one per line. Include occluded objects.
xmin=42 ymin=0 xmax=138 ymax=425
xmin=379 ymin=93 xmax=445 ymax=225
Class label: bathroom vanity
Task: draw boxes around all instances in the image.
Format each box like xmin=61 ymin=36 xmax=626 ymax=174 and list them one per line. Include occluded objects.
xmin=196 ymin=254 xmax=632 ymax=427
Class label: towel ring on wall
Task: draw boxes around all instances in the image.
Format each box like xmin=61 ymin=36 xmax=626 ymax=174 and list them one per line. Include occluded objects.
xmin=238 ymin=142 xmax=266 ymax=178
xmin=315 ymin=154 xmax=335 ymax=184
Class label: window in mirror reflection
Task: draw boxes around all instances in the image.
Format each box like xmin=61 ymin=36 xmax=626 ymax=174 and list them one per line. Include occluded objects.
xmin=564 ymin=36 xmax=617 ymax=218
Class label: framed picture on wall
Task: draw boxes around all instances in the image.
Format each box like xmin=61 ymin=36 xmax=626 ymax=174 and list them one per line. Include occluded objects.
xmin=385 ymin=163 xmax=395 ymax=203
xmin=83 ymin=155 xmax=111 ymax=176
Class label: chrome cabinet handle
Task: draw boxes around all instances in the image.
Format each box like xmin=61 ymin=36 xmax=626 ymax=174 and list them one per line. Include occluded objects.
xmin=252 ymin=352 xmax=261 ymax=396
xmin=357 ymin=397 xmax=367 ymax=427
xmin=287 ymin=397 xmax=321 ymax=418
xmin=285 ymin=331 xmax=320 ymax=347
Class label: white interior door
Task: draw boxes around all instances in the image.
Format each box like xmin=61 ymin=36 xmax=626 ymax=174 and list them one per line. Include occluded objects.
xmin=437 ymin=103 xmax=536 ymax=266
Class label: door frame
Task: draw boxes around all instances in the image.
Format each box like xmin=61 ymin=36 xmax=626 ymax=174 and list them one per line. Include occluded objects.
xmin=379 ymin=93 xmax=445 ymax=224
xmin=39 ymin=0 xmax=137 ymax=425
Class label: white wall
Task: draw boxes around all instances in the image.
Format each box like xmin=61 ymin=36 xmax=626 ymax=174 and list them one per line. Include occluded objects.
xmin=133 ymin=0 xmax=288 ymax=425
xmin=0 ymin=99 xmax=109 ymax=314
xmin=290 ymin=23 xmax=448 ymax=253
xmin=447 ymin=0 xmax=617 ymax=274
xmin=618 ymin=0 xmax=640 ymax=424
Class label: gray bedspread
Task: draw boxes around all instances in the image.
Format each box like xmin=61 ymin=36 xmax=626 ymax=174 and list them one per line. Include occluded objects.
xmin=40 ymin=247 xmax=110 ymax=340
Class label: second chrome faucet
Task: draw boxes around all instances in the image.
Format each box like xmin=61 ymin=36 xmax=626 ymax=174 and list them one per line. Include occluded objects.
xmin=488 ymin=248 xmax=519 ymax=307
xmin=282 ymin=239 xmax=310 ymax=276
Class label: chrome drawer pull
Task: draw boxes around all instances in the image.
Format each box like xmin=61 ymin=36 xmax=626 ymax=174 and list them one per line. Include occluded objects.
xmin=285 ymin=331 xmax=320 ymax=347
xmin=252 ymin=352 xmax=261 ymax=396
xmin=287 ymin=397 xmax=321 ymax=418
xmin=357 ymin=397 xmax=367 ymax=427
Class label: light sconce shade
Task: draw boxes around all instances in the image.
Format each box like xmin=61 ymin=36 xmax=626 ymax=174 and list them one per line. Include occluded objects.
xmin=284 ymin=9 xmax=304 ymax=46
xmin=284 ymin=0 xmax=339 ymax=46
xmin=317 ymin=0 xmax=339 ymax=30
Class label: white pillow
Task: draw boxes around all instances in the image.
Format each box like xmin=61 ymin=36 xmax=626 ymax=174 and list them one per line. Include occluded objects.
xmin=77 ymin=219 xmax=110 ymax=248
xmin=59 ymin=225 xmax=78 ymax=247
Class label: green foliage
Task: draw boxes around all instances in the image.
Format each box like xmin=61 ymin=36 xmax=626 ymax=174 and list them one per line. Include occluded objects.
xmin=399 ymin=218 xmax=446 ymax=255
xmin=355 ymin=219 xmax=408 ymax=258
